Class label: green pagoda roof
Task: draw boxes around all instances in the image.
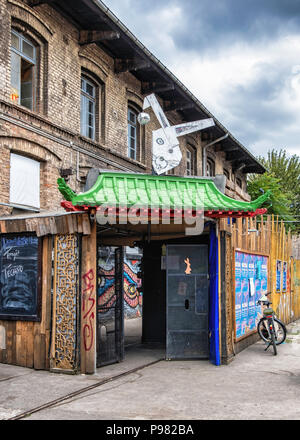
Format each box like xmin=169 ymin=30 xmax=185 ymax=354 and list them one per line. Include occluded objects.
xmin=58 ymin=172 xmax=270 ymax=215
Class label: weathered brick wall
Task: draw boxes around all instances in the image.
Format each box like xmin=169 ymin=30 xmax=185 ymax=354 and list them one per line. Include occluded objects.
xmin=0 ymin=0 xmax=248 ymax=215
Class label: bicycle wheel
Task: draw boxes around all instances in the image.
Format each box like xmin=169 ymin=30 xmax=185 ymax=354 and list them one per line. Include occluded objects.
xmin=273 ymin=318 xmax=286 ymax=345
xmin=257 ymin=318 xmax=270 ymax=342
xmin=257 ymin=318 xmax=286 ymax=345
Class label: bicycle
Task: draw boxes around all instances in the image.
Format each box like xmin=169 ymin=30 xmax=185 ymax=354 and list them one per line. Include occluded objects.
xmin=256 ymin=292 xmax=287 ymax=355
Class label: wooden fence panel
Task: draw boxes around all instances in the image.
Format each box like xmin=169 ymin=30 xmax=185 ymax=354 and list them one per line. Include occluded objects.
xmin=220 ymin=215 xmax=300 ymax=327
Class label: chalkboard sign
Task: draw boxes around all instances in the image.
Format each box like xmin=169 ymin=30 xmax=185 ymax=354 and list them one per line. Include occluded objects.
xmin=0 ymin=234 xmax=41 ymax=321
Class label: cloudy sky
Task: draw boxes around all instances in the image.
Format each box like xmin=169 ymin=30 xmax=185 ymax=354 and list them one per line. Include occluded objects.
xmin=103 ymin=0 xmax=300 ymax=159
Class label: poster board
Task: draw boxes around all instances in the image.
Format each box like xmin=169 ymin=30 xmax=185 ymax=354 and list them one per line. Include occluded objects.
xmin=0 ymin=234 xmax=42 ymax=321
xmin=234 ymin=249 xmax=269 ymax=341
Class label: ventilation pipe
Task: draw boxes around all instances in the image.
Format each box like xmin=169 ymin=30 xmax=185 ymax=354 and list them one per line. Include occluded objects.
xmin=202 ymin=133 xmax=229 ymax=176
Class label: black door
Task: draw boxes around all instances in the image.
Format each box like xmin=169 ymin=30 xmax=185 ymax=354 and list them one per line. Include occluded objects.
xmin=166 ymin=245 xmax=209 ymax=359
xmin=97 ymin=246 xmax=124 ymax=367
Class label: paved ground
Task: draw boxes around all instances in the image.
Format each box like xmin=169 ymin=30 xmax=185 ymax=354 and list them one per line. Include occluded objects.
xmin=1 ymin=318 xmax=300 ymax=420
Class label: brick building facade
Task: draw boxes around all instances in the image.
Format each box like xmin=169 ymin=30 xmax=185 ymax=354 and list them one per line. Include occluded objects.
xmin=0 ymin=0 xmax=264 ymax=217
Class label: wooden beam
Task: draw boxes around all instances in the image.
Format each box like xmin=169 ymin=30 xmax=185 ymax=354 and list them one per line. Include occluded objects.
xmin=225 ymin=150 xmax=247 ymax=161
xmin=141 ymin=81 xmax=175 ymax=95
xmin=79 ymin=30 xmax=120 ymax=45
xmin=115 ymin=58 xmax=152 ymax=73
xmin=242 ymin=165 xmax=262 ymax=173
xmin=28 ymin=0 xmax=56 ymax=6
xmin=163 ymin=101 xmax=195 ymax=112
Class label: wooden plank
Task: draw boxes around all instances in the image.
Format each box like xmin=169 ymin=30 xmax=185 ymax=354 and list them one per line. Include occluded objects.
xmin=15 ymin=321 xmax=26 ymax=367
xmin=50 ymin=236 xmax=59 ymax=369
xmin=41 ymin=236 xmax=52 ymax=334
xmin=77 ymin=215 xmax=83 ymax=233
xmin=33 ymin=333 xmax=46 ymax=370
xmin=80 ymin=220 xmax=97 ymax=374
xmin=5 ymin=321 xmax=15 ymax=365
xmin=82 ymin=213 xmax=91 ymax=235
xmin=25 ymin=322 xmax=34 ymax=368
xmin=66 ymin=215 xmax=75 ymax=234
xmin=0 ymin=221 xmax=6 ymax=233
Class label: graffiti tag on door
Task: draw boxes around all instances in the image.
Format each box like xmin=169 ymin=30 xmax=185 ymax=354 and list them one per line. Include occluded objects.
xmin=82 ymin=268 xmax=95 ymax=351
xmin=184 ymin=257 xmax=192 ymax=274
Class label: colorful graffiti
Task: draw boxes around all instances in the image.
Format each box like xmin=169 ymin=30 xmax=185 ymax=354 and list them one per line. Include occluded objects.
xmin=98 ymin=247 xmax=142 ymax=318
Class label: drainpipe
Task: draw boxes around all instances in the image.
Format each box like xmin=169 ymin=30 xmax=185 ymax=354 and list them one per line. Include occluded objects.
xmin=202 ymin=133 xmax=229 ymax=176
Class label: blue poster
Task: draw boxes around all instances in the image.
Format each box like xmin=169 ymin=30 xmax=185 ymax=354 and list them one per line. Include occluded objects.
xmin=241 ymin=253 xmax=249 ymax=336
xmin=235 ymin=251 xmax=269 ymax=339
xmin=276 ymin=260 xmax=282 ymax=292
xmin=235 ymin=252 xmax=242 ymax=339
xmin=261 ymin=256 xmax=268 ymax=293
xmin=282 ymin=261 xmax=287 ymax=292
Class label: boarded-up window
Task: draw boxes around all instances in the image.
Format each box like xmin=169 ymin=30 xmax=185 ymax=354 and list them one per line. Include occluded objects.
xmin=10 ymin=153 xmax=40 ymax=209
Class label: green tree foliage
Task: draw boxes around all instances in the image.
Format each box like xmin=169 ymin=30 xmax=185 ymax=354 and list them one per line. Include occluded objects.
xmin=247 ymin=149 xmax=300 ymax=230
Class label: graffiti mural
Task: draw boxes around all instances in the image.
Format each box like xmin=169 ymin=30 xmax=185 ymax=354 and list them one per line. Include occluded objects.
xmin=98 ymin=247 xmax=142 ymax=319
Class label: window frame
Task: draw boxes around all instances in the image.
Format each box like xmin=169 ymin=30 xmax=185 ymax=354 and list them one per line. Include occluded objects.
xmin=236 ymin=177 xmax=242 ymax=189
xmin=223 ymin=169 xmax=230 ymax=180
xmin=10 ymin=29 xmax=36 ymax=111
xmin=206 ymin=157 xmax=215 ymax=177
xmin=127 ymin=106 xmax=140 ymax=161
xmin=186 ymin=144 xmax=197 ymax=176
xmin=80 ymin=75 xmax=97 ymax=141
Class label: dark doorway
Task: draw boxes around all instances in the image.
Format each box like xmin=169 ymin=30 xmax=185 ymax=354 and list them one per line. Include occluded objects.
xmin=96 ymin=246 xmax=124 ymax=367
xmin=166 ymin=245 xmax=209 ymax=359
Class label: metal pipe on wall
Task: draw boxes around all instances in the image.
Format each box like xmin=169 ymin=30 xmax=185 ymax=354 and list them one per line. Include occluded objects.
xmin=202 ymin=133 xmax=229 ymax=176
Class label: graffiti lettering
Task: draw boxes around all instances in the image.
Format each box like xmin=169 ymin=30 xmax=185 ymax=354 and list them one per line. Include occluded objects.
xmin=82 ymin=269 xmax=95 ymax=352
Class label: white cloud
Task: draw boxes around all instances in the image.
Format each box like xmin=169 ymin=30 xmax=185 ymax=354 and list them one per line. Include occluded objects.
xmin=103 ymin=0 xmax=300 ymax=158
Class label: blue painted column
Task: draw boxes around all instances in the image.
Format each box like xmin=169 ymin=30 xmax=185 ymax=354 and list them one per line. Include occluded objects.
xmin=209 ymin=224 xmax=221 ymax=365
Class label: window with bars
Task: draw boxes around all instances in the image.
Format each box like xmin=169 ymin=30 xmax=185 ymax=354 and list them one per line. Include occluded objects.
xmin=10 ymin=30 xmax=36 ymax=110
xmin=127 ymin=107 xmax=139 ymax=160
xmin=81 ymin=76 xmax=96 ymax=140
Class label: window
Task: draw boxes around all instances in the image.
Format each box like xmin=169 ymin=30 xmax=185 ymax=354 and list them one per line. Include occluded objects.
xmin=127 ymin=107 xmax=140 ymax=160
xmin=10 ymin=153 xmax=40 ymax=209
xmin=186 ymin=145 xmax=196 ymax=176
xmin=223 ymin=169 xmax=230 ymax=180
xmin=10 ymin=30 xmax=36 ymax=110
xmin=236 ymin=177 xmax=242 ymax=188
xmin=206 ymin=157 xmax=215 ymax=176
xmin=81 ymin=76 xmax=96 ymax=140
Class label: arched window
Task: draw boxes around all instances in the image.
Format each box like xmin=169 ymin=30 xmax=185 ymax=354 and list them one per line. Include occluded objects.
xmin=186 ymin=144 xmax=197 ymax=176
xmin=206 ymin=157 xmax=215 ymax=176
xmin=10 ymin=30 xmax=36 ymax=110
xmin=236 ymin=177 xmax=242 ymax=189
xmin=81 ymin=75 xmax=97 ymax=140
xmin=127 ymin=105 xmax=140 ymax=161
xmin=223 ymin=168 xmax=230 ymax=180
